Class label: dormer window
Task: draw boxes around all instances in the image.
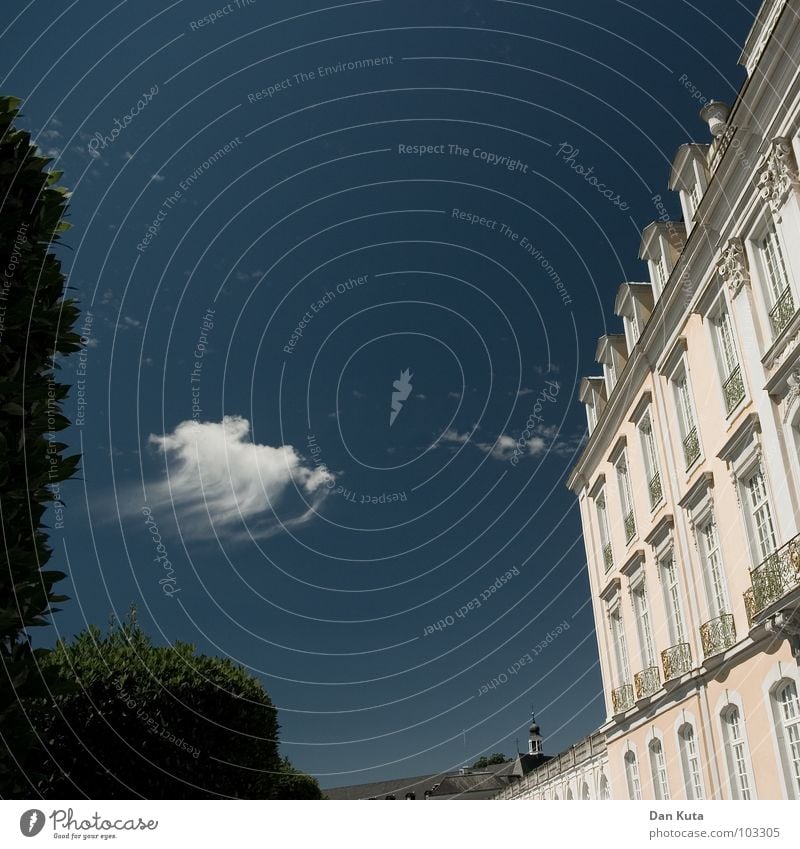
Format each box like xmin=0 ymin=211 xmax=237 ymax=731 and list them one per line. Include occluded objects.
xmin=596 ymin=335 xmax=628 ymax=397
xmin=639 ymin=222 xmax=687 ymax=298
xmin=580 ymin=376 xmax=607 ymax=435
xmin=670 ymin=144 xmax=710 ymax=235
xmin=615 ymin=283 xmax=655 ymax=355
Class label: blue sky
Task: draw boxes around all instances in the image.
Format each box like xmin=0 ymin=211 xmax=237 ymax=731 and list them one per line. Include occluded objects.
xmin=4 ymin=0 xmax=760 ymax=788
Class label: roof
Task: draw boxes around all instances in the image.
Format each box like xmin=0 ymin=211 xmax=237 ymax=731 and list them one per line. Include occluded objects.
xmin=324 ymin=772 xmax=445 ymax=800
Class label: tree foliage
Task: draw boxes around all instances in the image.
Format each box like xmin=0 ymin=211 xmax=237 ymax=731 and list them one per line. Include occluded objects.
xmin=24 ymin=613 xmax=321 ymax=799
xmin=0 ymin=94 xmax=81 ymax=794
xmin=471 ymin=753 xmax=510 ymax=769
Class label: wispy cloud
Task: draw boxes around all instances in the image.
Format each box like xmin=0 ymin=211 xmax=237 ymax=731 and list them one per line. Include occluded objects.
xmin=144 ymin=416 xmax=333 ymax=539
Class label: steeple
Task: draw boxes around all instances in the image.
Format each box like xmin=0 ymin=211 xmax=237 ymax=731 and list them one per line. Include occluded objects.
xmin=528 ymin=711 xmax=543 ymax=756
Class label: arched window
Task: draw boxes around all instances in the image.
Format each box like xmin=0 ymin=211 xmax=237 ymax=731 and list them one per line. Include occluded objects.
xmin=773 ymin=679 xmax=800 ymax=798
xmin=580 ymin=781 xmax=591 ymax=800
xmin=553 ymin=791 xmax=559 ymax=800
xmin=599 ymin=772 xmax=611 ymax=800
xmin=566 ymin=786 xmax=574 ymax=800
xmin=624 ymin=751 xmax=641 ymax=800
xmin=678 ymin=723 xmax=704 ymax=799
xmin=721 ymin=705 xmax=754 ymax=799
xmin=649 ymin=738 xmax=670 ymax=800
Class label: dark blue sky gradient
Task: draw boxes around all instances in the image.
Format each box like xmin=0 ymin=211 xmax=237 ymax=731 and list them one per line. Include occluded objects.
xmin=4 ymin=0 xmax=760 ymax=788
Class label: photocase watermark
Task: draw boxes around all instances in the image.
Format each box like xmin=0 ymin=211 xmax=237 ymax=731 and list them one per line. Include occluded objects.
xmin=677 ymin=72 xmax=710 ymax=109
xmin=0 ymin=222 xmax=28 ymax=346
xmin=248 ymin=55 xmax=394 ymax=102
xmin=112 ymin=677 xmax=200 ymax=759
xmin=136 ymin=137 xmax=242 ymax=253
xmin=188 ymin=0 xmax=256 ymax=31
xmin=87 ymin=85 xmax=159 ymax=156
xmin=423 ymin=567 xmax=520 ymax=636
xmin=452 ymin=209 xmax=572 ymax=306
xmin=306 ymin=434 xmax=407 ymax=504
xmin=510 ymin=380 xmax=560 ymax=466
xmin=190 ymin=307 xmax=215 ymax=424
xmin=398 ymin=142 xmax=529 ymax=173
xmin=477 ymin=620 xmax=571 ymax=696
xmin=30 ymin=808 xmax=159 ymax=835
xmin=141 ymin=506 xmax=180 ymax=596
xmin=283 ymin=274 xmax=368 ymax=355
xmin=555 ymin=143 xmax=630 ymax=211
xmin=389 ymin=368 xmax=413 ymax=426
xmin=74 ymin=311 xmax=94 ymax=427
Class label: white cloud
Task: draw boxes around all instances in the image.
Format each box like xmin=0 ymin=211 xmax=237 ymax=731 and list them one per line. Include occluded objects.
xmin=145 ymin=416 xmax=333 ymax=539
xmin=435 ymin=423 xmax=585 ymax=462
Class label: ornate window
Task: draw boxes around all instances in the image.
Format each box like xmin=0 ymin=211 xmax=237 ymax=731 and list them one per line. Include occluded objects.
xmin=599 ymin=772 xmax=611 ymax=800
xmin=632 ymin=581 xmax=656 ymax=669
xmin=759 ymin=221 xmax=795 ymax=337
xmin=678 ymin=724 xmax=705 ymax=800
xmin=773 ymin=679 xmax=800 ymax=798
xmin=744 ymin=464 xmax=778 ymax=563
xmin=616 ymin=452 xmax=636 ymax=543
xmin=609 ymin=607 xmax=631 ymax=688
xmin=660 ymin=553 xmax=687 ymax=646
xmin=673 ymin=369 xmax=701 ymax=470
xmin=721 ymin=705 xmax=754 ymax=799
xmin=698 ymin=516 xmax=730 ymax=620
xmin=624 ymin=751 xmax=642 ymax=800
xmin=649 ymin=738 xmax=670 ymax=800
xmin=596 ymin=489 xmax=613 ymax=572
xmin=639 ymin=413 xmax=663 ymax=509
xmin=711 ymin=300 xmax=745 ymax=415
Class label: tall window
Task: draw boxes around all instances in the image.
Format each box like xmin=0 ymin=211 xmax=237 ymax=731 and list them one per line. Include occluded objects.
xmin=760 ymin=223 xmax=794 ymax=336
xmin=713 ymin=303 xmax=744 ymax=414
xmin=610 ymin=608 xmax=630 ymax=686
xmin=698 ymin=517 xmax=729 ymax=619
xmin=774 ymin=680 xmax=800 ymax=798
xmin=678 ymin=724 xmax=705 ymax=800
xmin=657 ymin=254 xmax=669 ymax=290
xmin=744 ymin=465 xmax=777 ymax=563
xmin=639 ymin=414 xmax=663 ymax=508
xmin=632 ymin=582 xmax=656 ymax=668
xmin=674 ymin=371 xmax=700 ymax=469
xmin=649 ymin=739 xmax=670 ymax=800
xmin=596 ymin=490 xmax=613 ymax=571
xmin=580 ymin=781 xmax=590 ymax=800
xmin=660 ymin=553 xmax=686 ymax=645
xmin=599 ymin=773 xmax=611 ymax=800
xmin=617 ymin=453 xmax=636 ymax=542
xmin=722 ymin=706 xmax=753 ymax=799
xmin=624 ymin=751 xmax=642 ymax=800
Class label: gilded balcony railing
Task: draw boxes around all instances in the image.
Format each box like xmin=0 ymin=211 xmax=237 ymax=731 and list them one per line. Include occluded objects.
xmin=648 ymin=471 xmax=663 ymax=509
xmin=623 ymin=510 xmax=636 ymax=543
xmin=634 ymin=666 xmax=660 ymax=699
xmin=700 ymin=613 xmax=736 ymax=659
xmin=748 ymin=533 xmax=800 ymax=619
xmin=769 ymin=285 xmax=796 ymax=337
xmin=661 ymin=642 xmax=692 ymax=681
xmin=602 ymin=542 xmax=614 ymax=572
xmin=722 ymin=365 xmax=745 ymax=415
xmin=611 ymin=683 xmax=634 ymax=714
xmin=682 ymin=426 xmax=700 ymax=470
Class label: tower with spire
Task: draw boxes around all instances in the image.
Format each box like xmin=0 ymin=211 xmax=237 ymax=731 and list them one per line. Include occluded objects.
xmin=528 ymin=712 xmax=543 ymax=756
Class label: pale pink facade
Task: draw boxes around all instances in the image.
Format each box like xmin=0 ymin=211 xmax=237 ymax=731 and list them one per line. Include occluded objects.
xmin=567 ymin=0 xmax=800 ymax=801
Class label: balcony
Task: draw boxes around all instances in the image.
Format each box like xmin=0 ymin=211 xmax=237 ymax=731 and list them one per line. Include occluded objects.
xmin=700 ymin=613 xmax=736 ymax=659
xmin=722 ymin=365 xmax=745 ymax=415
xmin=611 ymin=683 xmax=634 ymax=714
xmin=661 ymin=642 xmax=692 ymax=681
xmin=648 ymin=471 xmax=663 ymax=509
xmin=602 ymin=542 xmax=614 ymax=572
xmin=634 ymin=666 xmax=660 ymax=699
xmin=746 ymin=533 xmax=800 ymax=621
xmin=623 ymin=510 xmax=636 ymax=543
xmin=769 ymin=285 xmax=796 ymax=337
xmin=682 ymin=426 xmax=700 ymax=470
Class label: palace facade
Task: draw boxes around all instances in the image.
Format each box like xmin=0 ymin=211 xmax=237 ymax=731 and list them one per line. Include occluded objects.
xmin=501 ymin=0 xmax=800 ymax=801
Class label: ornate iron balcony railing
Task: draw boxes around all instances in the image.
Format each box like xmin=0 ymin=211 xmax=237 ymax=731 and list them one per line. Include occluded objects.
xmin=623 ymin=510 xmax=636 ymax=543
xmin=748 ymin=533 xmax=800 ymax=619
xmin=661 ymin=642 xmax=692 ymax=681
xmin=700 ymin=613 xmax=736 ymax=659
xmin=602 ymin=542 xmax=614 ymax=572
xmin=648 ymin=471 xmax=663 ymax=509
xmin=769 ymin=285 xmax=796 ymax=337
xmin=611 ymin=683 xmax=634 ymax=714
xmin=682 ymin=426 xmax=700 ymax=470
xmin=634 ymin=666 xmax=661 ymax=699
xmin=722 ymin=365 xmax=745 ymax=415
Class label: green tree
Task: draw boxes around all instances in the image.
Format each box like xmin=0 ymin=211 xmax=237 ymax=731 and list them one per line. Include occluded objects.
xmin=25 ymin=612 xmax=320 ymax=799
xmin=471 ymin=753 xmax=510 ymax=769
xmin=0 ymin=95 xmax=81 ymax=794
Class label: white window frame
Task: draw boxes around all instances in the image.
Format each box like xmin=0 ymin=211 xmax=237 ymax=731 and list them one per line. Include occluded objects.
xmin=678 ymin=723 xmax=705 ymax=800
xmin=631 ymin=576 xmax=657 ymax=669
xmin=609 ymin=604 xmax=631 ymax=688
xmin=697 ymin=513 xmax=731 ymax=620
xmin=659 ymin=550 xmax=687 ymax=647
xmin=771 ymin=677 xmax=800 ymax=800
xmin=742 ymin=462 xmax=778 ymax=566
xmin=708 ymin=294 xmax=746 ymax=417
xmin=596 ymin=487 xmax=613 ymax=572
xmin=669 ymin=358 xmax=702 ymax=472
xmin=717 ymin=695 xmax=757 ymax=800
xmin=624 ymin=750 xmax=642 ymax=800
xmin=616 ymin=451 xmax=636 ymax=543
xmin=649 ymin=737 xmax=671 ymax=800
